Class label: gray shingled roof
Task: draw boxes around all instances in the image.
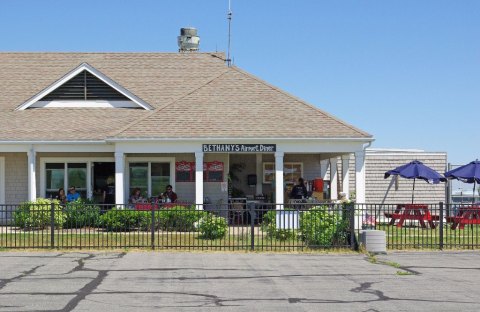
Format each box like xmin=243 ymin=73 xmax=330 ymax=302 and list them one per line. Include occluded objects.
xmin=0 ymin=52 xmax=372 ymax=141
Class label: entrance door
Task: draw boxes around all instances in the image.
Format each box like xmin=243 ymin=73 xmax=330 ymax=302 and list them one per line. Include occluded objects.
xmin=92 ymin=162 xmax=115 ymax=203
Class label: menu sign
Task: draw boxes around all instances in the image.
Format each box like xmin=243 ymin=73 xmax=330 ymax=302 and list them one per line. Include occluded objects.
xmin=202 ymin=144 xmax=276 ymax=153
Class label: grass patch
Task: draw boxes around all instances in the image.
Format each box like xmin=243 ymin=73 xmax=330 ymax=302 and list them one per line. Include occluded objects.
xmin=396 ymin=270 xmax=414 ymax=276
xmin=383 ymin=260 xmax=401 ymax=268
xmin=0 ymin=232 xmax=349 ymax=252
xmin=373 ymin=224 xmax=480 ymax=249
xmin=366 ymin=253 xmax=377 ymax=264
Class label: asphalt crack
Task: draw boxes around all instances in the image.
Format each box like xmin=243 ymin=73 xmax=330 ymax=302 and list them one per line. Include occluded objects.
xmin=0 ymin=264 xmax=44 ymax=291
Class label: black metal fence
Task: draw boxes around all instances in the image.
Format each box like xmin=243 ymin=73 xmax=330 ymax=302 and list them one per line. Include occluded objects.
xmin=353 ymin=202 xmax=480 ymax=249
xmin=1 ymin=201 xmax=479 ymax=250
xmin=0 ymin=202 xmax=353 ymax=251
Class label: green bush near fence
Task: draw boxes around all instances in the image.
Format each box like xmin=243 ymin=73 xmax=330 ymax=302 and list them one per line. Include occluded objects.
xmin=299 ymin=206 xmax=348 ymax=247
xmin=260 ymin=210 xmax=296 ymax=241
xmin=196 ymin=215 xmax=228 ymax=239
xmin=101 ymin=206 xmax=207 ymax=232
xmin=63 ymin=199 xmax=101 ymax=228
xmin=99 ymin=209 xmax=149 ymax=232
xmin=13 ymin=198 xmax=66 ymax=230
xmin=156 ymin=206 xmax=207 ymax=232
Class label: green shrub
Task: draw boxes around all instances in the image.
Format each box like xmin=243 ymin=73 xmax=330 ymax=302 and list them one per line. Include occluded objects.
xmin=260 ymin=210 xmax=296 ymax=241
xmin=156 ymin=206 xmax=207 ymax=232
xmin=13 ymin=198 xmax=65 ymax=230
xmin=99 ymin=209 xmax=149 ymax=232
xmin=197 ymin=214 xmax=228 ymax=239
xmin=63 ymin=199 xmax=101 ymax=228
xmin=299 ymin=206 xmax=347 ymax=247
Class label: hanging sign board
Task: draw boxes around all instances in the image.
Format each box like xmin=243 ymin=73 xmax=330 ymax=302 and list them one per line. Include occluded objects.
xmin=202 ymin=144 xmax=276 ymax=153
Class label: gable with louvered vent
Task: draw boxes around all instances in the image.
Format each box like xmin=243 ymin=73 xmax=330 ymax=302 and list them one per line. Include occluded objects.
xmin=17 ymin=63 xmax=153 ymax=110
xmin=41 ymin=71 xmax=130 ymax=101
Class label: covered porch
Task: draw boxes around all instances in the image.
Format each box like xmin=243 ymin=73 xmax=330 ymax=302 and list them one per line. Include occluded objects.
xmin=1 ymin=140 xmax=368 ymax=208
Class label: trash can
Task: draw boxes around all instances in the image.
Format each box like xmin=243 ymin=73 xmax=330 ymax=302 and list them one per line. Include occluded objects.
xmin=361 ymin=230 xmax=386 ymax=254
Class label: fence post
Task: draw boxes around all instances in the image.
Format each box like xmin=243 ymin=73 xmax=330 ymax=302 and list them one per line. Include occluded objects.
xmin=439 ymin=202 xmax=444 ymax=250
xmin=50 ymin=202 xmax=55 ymax=249
xmin=350 ymin=203 xmax=356 ymax=251
xmin=151 ymin=206 xmax=155 ymax=250
xmin=249 ymin=203 xmax=255 ymax=251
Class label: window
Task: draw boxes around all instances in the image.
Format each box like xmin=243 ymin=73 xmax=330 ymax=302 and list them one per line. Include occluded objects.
xmin=45 ymin=162 xmax=87 ymax=198
xmin=263 ymin=162 xmax=303 ymax=184
xmin=151 ymin=163 xmax=170 ymax=195
xmin=128 ymin=161 xmax=172 ymax=197
xmin=129 ymin=163 xmax=148 ymax=196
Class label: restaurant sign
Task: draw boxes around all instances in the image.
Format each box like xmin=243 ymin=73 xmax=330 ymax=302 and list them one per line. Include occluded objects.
xmin=202 ymin=144 xmax=276 ymax=153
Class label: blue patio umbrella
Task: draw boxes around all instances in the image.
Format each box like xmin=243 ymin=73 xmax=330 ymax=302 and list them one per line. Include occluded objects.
xmin=384 ymin=160 xmax=446 ymax=204
xmin=445 ymin=160 xmax=480 ymax=204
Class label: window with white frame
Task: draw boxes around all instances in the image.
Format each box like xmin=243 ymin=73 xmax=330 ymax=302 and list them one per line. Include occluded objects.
xmin=45 ymin=162 xmax=87 ymax=198
xmin=128 ymin=161 xmax=172 ymax=198
xmin=262 ymin=162 xmax=303 ymax=184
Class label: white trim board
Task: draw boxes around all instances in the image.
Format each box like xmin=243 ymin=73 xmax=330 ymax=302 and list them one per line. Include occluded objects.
xmin=16 ymin=63 xmax=153 ymax=111
xmin=31 ymin=100 xmax=139 ymax=109
xmin=0 ymin=157 xmax=5 ymax=205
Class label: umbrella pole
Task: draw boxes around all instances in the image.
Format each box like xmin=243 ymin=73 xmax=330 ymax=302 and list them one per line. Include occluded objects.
xmin=474 ymin=181 xmax=477 ymax=205
xmin=412 ymin=178 xmax=416 ymax=204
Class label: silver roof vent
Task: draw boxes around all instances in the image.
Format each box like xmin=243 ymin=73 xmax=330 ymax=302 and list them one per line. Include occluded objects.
xmin=178 ymin=27 xmax=200 ymax=52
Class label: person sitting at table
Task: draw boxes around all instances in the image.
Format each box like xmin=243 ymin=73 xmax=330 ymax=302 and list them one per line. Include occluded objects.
xmin=290 ymin=178 xmax=307 ymax=200
xmin=159 ymin=185 xmax=177 ymax=203
xmin=55 ymin=188 xmax=67 ymax=205
xmin=129 ymin=188 xmax=145 ymax=204
xmin=66 ymin=186 xmax=80 ymax=202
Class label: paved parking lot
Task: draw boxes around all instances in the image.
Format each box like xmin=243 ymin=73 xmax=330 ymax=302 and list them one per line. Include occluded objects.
xmin=1 ymin=250 xmax=480 ymax=311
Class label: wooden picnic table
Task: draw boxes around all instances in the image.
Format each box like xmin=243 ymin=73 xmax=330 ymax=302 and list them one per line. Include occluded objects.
xmin=386 ymin=204 xmax=436 ymax=229
xmin=450 ymin=206 xmax=480 ymax=230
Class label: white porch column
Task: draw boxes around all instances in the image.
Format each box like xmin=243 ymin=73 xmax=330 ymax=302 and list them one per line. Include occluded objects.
xmin=115 ymin=152 xmax=125 ymax=205
xmin=320 ymin=159 xmax=329 ymax=180
xmin=0 ymin=157 xmax=5 ymax=205
xmin=195 ymin=152 xmax=204 ymax=208
xmin=256 ymin=153 xmax=263 ymax=195
xmin=27 ymin=148 xmax=36 ymax=201
xmin=275 ymin=151 xmax=284 ymax=208
xmin=355 ymin=150 xmax=366 ymax=204
xmin=341 ymin=154 xmax=350 ymax=200
xmin=329 ymin=157 xmax=338 ymax=201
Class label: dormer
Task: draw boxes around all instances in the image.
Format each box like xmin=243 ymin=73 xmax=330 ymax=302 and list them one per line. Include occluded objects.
xmin=16 ymin=63 xmax=153 ymax=110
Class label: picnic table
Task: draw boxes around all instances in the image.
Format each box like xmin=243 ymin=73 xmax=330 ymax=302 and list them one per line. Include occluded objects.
xmin=450 ymin=206 xmax=480 ymax=230
xmin=386 ymin=204 xmax=436 ymax=229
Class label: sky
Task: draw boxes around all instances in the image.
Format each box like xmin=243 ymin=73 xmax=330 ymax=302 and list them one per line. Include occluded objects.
xmin=0 ymin=0 xmax=479 ymax=166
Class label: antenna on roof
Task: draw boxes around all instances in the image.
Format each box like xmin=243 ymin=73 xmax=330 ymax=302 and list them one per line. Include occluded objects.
xmin=226 ymin=0 xmax=233 ymax=66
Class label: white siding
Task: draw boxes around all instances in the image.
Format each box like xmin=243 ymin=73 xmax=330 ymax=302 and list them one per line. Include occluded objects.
xmin=364 ymin=151 xmax=447 ymax=204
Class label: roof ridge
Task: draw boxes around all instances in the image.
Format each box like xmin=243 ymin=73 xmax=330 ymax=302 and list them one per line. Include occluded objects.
xmin=229 ymin=66 xmax=372 ymax=138
xmin=0 ymin=52 xmax=226 ymax=55
xmin=110 ymin=69 xmax=230 ymax=137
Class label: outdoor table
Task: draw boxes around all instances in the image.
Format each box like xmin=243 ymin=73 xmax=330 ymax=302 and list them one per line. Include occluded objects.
xmin=387 ymin=204 xmax=436 ymax=229
xmin=450 ymin=206 xmax=480 ymax=230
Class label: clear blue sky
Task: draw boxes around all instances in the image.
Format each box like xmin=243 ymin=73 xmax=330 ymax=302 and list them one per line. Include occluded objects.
xmin=1 ymin=0 xmax=478 ymax=165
